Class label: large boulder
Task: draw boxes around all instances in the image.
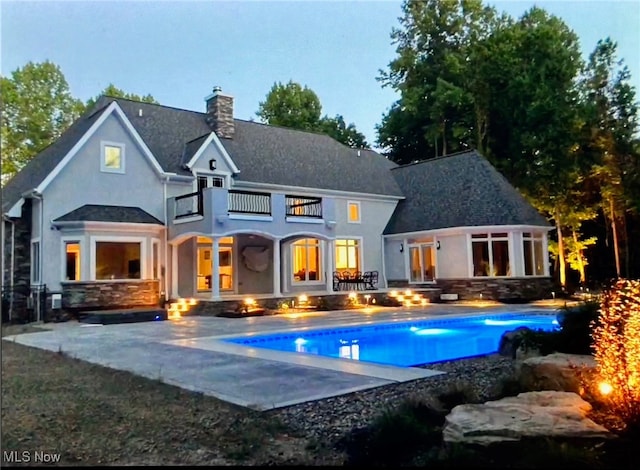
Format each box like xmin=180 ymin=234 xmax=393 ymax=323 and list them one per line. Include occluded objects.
xmin=443 ymin=391 xmax=612 ymax=446
xmin=497 ymin=326 xmax=531 ymax=358
xmin=517 ymin=353 xmax=597 ymax=393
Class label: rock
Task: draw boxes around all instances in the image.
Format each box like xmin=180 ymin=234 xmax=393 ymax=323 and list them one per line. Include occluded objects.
xmin=442 ymin=391 xmax=612 ymax=446
xmin=497 ymin=327 xmax=532 ymax=358
xmin=517 ymin=353 xmax=597 ymax=393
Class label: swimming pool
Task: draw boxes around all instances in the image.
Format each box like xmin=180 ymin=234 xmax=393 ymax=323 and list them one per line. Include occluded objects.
xmin=224 ymin=312 xmax=559 ymax=367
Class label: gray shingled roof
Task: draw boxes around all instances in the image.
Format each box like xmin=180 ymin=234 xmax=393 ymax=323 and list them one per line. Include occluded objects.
xmin=221 ymin=121 xmax=403 ymax=196
xmin=181 ymin=134 xmax=210 ymax=168
xmin=115 ymin=99 xmax=210 ymax=175
xmin=110 ymin=98 xmax=404 ymax=196
xmin=53 ymin=204 xmax=163 ymax=225
xmin=1 ymin=104 xmax=110 ymax=212
xmin=384 ymin=150 xmax=549 ymax=235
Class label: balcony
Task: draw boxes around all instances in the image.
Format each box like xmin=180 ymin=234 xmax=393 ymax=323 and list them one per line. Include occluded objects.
xmin=168 ymin=188 xmax=336 ymax=240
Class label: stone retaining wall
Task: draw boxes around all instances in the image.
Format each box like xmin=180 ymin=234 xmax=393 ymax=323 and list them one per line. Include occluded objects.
xmin=437 ymin=277 xmax=554 ymax=301
xmin=188 ymin=288 xmax=442 ymax=316
xmin=62 ymin=280 xmax=161 ymax=313
xmin=388 ymin=277 xmax=554 ymax=301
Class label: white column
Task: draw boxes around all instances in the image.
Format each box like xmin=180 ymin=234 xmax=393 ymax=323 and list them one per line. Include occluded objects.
xmin=170 ymin=243 xmax=178 ymax=299
xmin=325 ymin=239 xmax=334 ymax=293
xmin=273 ymin=239 xmax=281 ymax=297
xmin=211 ymin=237 xmax=220 ymax=300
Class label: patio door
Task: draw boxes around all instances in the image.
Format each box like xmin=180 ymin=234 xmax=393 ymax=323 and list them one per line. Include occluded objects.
xmin=196 ymin=237 xmax=234 ymax=292
xmin=408 ymin=243 xmax=436 ymax=283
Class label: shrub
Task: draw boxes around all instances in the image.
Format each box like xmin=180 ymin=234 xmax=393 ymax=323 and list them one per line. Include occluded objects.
xmin=340 ymin=397 xmax=444 ymax=466
xmin=591 ymin=278 xmax=640 ymax=429
xmin=515 ymin=300 xmax=600 ymax=356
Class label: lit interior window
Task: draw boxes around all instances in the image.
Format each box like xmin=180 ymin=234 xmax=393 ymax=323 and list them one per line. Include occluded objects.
xmin=293 ymin=238 xmax=321 ymax=282
xmin=65 ymin=242 xmax=81 ymax=281
xmin=104 ymin=145 xmax=122 ymax=169
xmin=335 ymin=239 xmax=360 ymax=271
xmin=348 ymin=202 xmax=360 ymax=223
xmin=95 ymin=242 xmax=140 ymax=280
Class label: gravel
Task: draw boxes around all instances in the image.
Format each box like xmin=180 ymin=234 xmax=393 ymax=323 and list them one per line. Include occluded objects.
xmin=269 ymin=354 xmax=517 ymax=443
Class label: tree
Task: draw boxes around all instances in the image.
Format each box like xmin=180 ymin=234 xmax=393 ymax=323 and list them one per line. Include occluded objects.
xmin=582 ymin=38 xmax=640 ymax=278
xmin=1 ymin=61 xmax=83 ymax=182
xmin=256 ymin=80 xmax=369 ymax=148
xmin=85 ymin=83 xmax=158 ymax=110
xmin=376 ymin=0 xmax=500 ymax=163
xmin=318 ymin=115 xmax=368 ymax=149
xmin=256 ymin=81 xmax=322 ymax=131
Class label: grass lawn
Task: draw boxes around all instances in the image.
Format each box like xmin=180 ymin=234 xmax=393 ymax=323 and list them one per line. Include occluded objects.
xmin=1 ymin=325 xmax=342 ymax=466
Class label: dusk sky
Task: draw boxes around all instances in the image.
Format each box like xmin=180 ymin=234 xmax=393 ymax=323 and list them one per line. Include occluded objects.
xmin=2 ymin=0 xmax=639 ymax=149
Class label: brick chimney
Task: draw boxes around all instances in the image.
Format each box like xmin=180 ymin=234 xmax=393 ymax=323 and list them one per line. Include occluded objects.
xmin=205 ymin=86 xmax=234 ymax=139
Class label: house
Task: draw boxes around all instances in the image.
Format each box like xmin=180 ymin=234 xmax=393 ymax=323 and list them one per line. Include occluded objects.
xmin=1 ymin=87 xmax=552 ymax=321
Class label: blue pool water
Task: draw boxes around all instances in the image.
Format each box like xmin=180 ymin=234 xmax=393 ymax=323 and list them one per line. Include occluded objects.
xmin=224 ymin=312 xmax=560 ymax=367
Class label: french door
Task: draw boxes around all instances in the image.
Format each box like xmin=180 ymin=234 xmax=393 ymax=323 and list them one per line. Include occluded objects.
xmin=409 ymin=243 xmax=436 ymax=283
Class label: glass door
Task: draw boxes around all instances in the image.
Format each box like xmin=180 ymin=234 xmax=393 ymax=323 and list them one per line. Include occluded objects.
xmin=219 ymin=245 xmax=233 ymax=291
xmin=197 ymin=239 xmax=234 ymax=292
xmin=408 ymin=243 xmax=436 ymax=283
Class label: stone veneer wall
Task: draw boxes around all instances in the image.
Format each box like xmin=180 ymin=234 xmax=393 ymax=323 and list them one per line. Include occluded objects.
xmin=388 ymin=278 xmax=554 ymax=301
xmin=188 ymin=288 xmax=442 ymax=316
xmin=62 ymin=280 xmax=161 ymax=314
xmin=2 ymin=200 xmax=33 ymax=322
xmin=436 ymin=278 xmax=554 ymax=301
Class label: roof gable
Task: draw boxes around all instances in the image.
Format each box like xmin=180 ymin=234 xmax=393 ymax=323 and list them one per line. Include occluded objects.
xmin=2 ymin=103 xmax=109 ymax=213
xmin=2 ymin=100 xmax=166 ymax=215
xmin=183 ymin=132 xmax=240 ymax=174
xmin=384 ymin=150 xmax=550 ymax=235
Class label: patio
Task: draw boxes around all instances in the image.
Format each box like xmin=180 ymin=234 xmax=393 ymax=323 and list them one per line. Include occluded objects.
xmin=4 ymin=302 xmax=562 ymax=410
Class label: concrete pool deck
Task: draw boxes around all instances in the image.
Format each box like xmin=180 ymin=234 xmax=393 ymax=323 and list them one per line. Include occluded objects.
xmin=3 ymin=301 xmax=565 ymax=410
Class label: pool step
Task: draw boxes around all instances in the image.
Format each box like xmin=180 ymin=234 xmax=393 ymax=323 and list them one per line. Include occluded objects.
xmin=387 ymin=289 xmax=430 ymax=307
xmin=166 ymin=298 xmax=199 ymax=320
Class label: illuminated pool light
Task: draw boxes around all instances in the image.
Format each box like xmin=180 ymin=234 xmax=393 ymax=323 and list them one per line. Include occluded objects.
xmin=294 ymin=338 xmax=307 ymax=346
xmin=414 ymin=328 xmax=454 ymax=336
xmin=484 ymin=319 xmax=543 ymax=326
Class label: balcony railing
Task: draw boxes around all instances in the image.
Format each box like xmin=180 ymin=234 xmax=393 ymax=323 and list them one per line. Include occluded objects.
xmin=175 ymin=191 xmax=202 ymax=218
xmin=286 ymin=195 xmax=323 ymax=218
xmin=228 ymin=190 xmax=271 ymax=215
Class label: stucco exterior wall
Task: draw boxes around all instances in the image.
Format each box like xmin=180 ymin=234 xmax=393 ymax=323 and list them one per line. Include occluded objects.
xmin=40 ymin=112 xmax=167 ymax=291
xmin=436 ymin=233 xmax=469 ymax=278
xmin=236 ymin=234 xmax=273 ymax=295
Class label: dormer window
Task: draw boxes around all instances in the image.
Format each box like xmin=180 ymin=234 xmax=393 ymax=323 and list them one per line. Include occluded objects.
xmin=101 ymin=142 xmax=125 ymax=173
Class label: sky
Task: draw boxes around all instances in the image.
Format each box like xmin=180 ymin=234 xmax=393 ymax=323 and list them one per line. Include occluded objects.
xmin=1 ymin=0 xmax=639 ymax=149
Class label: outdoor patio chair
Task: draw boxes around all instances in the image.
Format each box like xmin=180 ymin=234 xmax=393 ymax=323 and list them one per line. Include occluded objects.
xmin=363 ymin=271 xmax=379 ymax=290
xmin=333 ymin=271 xmax=341 ymax=291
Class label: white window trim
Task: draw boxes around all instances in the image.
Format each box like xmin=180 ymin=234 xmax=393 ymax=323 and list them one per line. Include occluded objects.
xmin=334 ymin=236 xmax=363 ymax=273
xmin=290 ymin=239 xmax=324 ymax=285
xmin=100 ymin=140 xmax=125 ymax=174
xmin=468 ymin=232 xmax=512 ymax=278
xmin=347 ymin=200 xmax=361 ymax=224
xmin=152 ymin=239 xmax=161 ymax=281
xmin=522 ymin=232 xmax=547 ymax=277
xmin=90 ymin=235 xmax=147 ymax=281
xmin=30 ymin=238 xmax=40 ymax=284
xmin=61 ymin=236 xmax=85 ymax=282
